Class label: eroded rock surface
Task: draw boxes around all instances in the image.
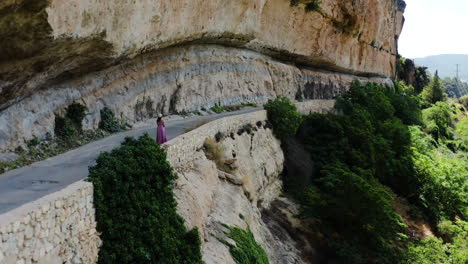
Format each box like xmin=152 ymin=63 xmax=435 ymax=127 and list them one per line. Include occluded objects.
xmin=0 ymin=0 xmax=404 ymax=152
xmin=173 ymin=123 xmax=317 ymax=263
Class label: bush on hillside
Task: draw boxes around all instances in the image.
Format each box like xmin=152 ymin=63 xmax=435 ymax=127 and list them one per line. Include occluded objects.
xmin=264 ymin=96 xmax=302 ymax=141
xmin=410 ymin=127 xmax=468 ymax=221
xmin=332 ymin=82 xmax=419 ymax=196
xmin=458 ymin=95 xmax=468 ymax=109
xmin=422 ymin=102 xmax=455 ymax=141
xmin=65 ymin=102 xmax=87 ymax=129
xmin=265 ymin=81 xmax=467 ymax=262
xmin=88 ymin=134 xmax=203 ymax=264
xmin=299 ymin=162 xmax=405 ymax=262
xmin=99 ymin=107 xmax=125 ymax=133
xmin=55 ymin=102 xmax=88 ymax=140
xmin=403 ymin=221 xmax=468 ymax=264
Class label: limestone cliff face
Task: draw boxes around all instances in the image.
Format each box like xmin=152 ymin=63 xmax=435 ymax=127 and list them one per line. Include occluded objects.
xmin=0 ymin=0 xmax=403 ymax=152
xmin=164 ymin=109 xmax=333 ymax=264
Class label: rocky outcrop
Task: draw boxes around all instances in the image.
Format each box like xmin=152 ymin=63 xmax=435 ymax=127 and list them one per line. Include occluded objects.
xmin=0 ymin=0 xmax=403 ymax=152
xmin=0 ymin=45 xmax=390 ymax=153
xmin=165 ymin=104 xmax=334 ymax=263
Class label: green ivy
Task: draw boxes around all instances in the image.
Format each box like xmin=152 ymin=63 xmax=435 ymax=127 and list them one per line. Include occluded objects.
xmin=88 ymin=134 xmax=204 ymax=264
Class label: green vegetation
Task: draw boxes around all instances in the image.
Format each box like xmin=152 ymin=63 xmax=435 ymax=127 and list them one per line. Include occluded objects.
xmin=55 ymin=102 xmax=87 ymax=140
xmin=396 ymin=57 xmax=430 ymax=93
xmin=221 ymin=225 xmax=269 ymax=264
xmin=0 ymin=102 xmax=108 ymax=174
xmin=420 ymin=72 xmax=448 ymax=108
xmin=266 ymin=81 xmax=467 ymax=263
xmin=459 ymin=95 xmax=468 ymax=109
xmin=88 ymin=134 xmax=203 ymax=264
xmin=442 ymin=77 xmax=468 ymax=98
xmin=410 ymin=127 xmax=467 ymax=221
xmin=210 ymin=102 xmax=257 ymax=114
xmin=99 ymin=107 xmax=126 ymax=133
xmin=0 ymin=103 xmax=129 ymax=174
xmin=264 ymin=96 xmax=302 ymax=141
xmin=404 ymin=221 xmax=467 ymax=263
xmin=211 ymin=104 xmax=226 ymax=113
xmin=422 ymin=102 xmax=455 ymax=141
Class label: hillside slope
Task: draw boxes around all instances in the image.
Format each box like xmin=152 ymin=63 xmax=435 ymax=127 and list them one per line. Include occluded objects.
xmin=414 ymin=54 xmax=468 ymax=80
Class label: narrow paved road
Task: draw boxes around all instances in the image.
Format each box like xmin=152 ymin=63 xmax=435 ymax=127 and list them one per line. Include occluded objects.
xmin=0 ymin=108 xmax=260 ymax=214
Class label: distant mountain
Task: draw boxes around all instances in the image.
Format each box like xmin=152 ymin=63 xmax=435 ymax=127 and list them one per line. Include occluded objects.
xmin=414 ymin=54 xmax=468 ymax=81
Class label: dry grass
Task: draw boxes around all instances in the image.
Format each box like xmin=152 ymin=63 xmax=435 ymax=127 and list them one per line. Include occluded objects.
xmin=203 ymin=138 xmax=237 ymax=173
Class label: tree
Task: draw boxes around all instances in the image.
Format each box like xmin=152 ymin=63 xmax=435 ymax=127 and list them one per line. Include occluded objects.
xmin=264 ymin=96 xmax=302 ymax=140
xmin=420 ymin=71 xmax=447 ymax=107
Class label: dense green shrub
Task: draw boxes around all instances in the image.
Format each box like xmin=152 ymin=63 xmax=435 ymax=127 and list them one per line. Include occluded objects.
xmin=331 ymin=82 xmax=419 ymax=195
xmin=88 ymin=134 xmax=203 ymax=264
xmin=264 ymin=96 xmax=302 ymax=140
xmin=99 ymin=107 xmax=125 ymax=133
xmin=410 ymin=127 xmax=468 ymax=221
xmin=65 ymin=102 xmax=87 ymax=129
xmin=455 ymin=116 xmax=468 ymax=151
xmin=210 ymin=104 xmax=226 ymax=113
xmin=221 ymin=225 xmax=269 ymax=264
xmin=286 ymin=83 xmax=423 ymax=262
xmin=55 ymin=102 xmax=88 ymax=140
xmin=55 ymin=116 xmax=77 ymax=139
xmin=422 ymin=102 xmax=455 ymax=141
xmin=392 ymin=81 xmax=423 ymax=125
xmin=403 ymin=221 xmax=467 ymax=264
xmin=420 ymin=72 xmax=448 ymax=108
xmin=458 ymin=95 xmax=468 ymax=109
xmin=299 ymin=162 xmax=406 ymax=262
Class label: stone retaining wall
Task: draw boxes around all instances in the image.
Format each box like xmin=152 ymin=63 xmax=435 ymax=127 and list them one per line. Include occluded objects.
xmin=0 ymin=181 xmax=100 ymax=264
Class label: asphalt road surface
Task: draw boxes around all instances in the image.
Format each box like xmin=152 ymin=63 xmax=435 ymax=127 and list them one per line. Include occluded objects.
xmin=0 ymin=108 xmax=260 ymax=214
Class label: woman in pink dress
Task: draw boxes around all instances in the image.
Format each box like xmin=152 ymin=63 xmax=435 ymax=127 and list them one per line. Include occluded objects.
xmin=156 ymin=114 xmax=167 ymax=144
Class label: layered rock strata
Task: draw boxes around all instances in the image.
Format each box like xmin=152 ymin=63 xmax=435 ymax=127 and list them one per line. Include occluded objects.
xmin=0 ymin=45 xmax=390 ymax=152
xmin=0 ymin=0 xmax=404 ymax=152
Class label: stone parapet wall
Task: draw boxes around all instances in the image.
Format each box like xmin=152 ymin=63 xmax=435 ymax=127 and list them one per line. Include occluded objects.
xmin=0 ymin=181 xmax=100 ymax=264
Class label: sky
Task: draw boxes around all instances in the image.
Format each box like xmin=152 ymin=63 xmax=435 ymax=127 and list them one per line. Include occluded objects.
xmin=398 ymin=0 xmax=468 ymax=59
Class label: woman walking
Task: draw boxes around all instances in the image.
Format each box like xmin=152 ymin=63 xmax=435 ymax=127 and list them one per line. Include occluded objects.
xmin=156 ymin=114 xmax=167 ymax=144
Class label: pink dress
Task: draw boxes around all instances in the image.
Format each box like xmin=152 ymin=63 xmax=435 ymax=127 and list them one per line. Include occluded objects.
xmin=156 ymin=121 xmax=167 ymax=144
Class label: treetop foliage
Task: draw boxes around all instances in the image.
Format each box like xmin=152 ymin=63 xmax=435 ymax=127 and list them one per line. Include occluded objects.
xmin=420 ymin=72 xmax=448 ymax=107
